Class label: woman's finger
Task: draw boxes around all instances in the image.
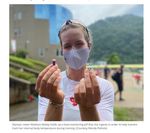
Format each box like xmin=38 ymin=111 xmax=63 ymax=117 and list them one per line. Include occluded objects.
xmin=39 ymin=67 xmax=57 ymax=93
xmin=46 ymin=69 xmax=60 ymax=93
xmin=35 ymin=64 xmax=53 ymax=91
xmin=84 ymin=69 xmax=93 ymax=94
xmin=74 ymin=84 xmax=80 ymax=104
xmin=39 ymin=80 xmax=47 ymax=97
xmin=53 ymin=75 xmax=61 ymax=88
xmin=42 ymin=66 xmax=58 ymax=84
xmin=38 ymin=65 xmax=58 ymax=97
xmin=90 ymin=70 xmax=101 ymax=104
xmin=79 ymin=78 xmax=86 ymax=105
xmin=84 ymin=69 xmax=93 ymax=106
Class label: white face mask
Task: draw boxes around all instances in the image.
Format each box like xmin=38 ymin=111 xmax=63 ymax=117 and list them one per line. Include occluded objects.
xmin=63 ymin=47 xmax=90 ymax=70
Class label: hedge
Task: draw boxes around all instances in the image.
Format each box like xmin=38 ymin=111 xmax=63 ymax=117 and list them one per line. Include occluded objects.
xmin=10 ymin=67 xmax=36 ymax=83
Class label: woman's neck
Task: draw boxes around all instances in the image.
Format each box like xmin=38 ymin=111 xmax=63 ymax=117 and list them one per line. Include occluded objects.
xmin=66 ymin=66 xmax=86 ymax=81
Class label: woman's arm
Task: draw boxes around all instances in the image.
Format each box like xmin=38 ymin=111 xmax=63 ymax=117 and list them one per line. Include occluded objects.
xmin=79 ymin=105 xmax=100 ymax=121
xmin=44 ymin=102 xmax=63 ymax=121
xmin=36 ymin=63 xmax=64 ymax=121
xmin=74 ymin=69 xmax=101 ymax=121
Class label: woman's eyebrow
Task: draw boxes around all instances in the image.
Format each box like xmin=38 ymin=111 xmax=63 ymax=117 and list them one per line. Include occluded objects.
xmin=75 ymin=40 xmax=83 ymax=43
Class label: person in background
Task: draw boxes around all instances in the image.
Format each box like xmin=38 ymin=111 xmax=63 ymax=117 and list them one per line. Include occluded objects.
xmin=112 ymin=65 xmax=124 ymax=101
xmin=36 ymin=19 xmax=114 ymax=121
xmin=104 ymin=65 xmax=110 ymax=79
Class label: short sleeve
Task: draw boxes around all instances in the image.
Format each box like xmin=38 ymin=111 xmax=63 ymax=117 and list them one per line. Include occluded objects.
xmin=96 ymin=77 xmax=114 ymax=121
xmin=38 ymin=95 xmax=49 ymax=121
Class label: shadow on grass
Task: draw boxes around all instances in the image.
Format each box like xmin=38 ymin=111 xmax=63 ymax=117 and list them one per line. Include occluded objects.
xmin=114 ymin=107 xmax=143 ymax=121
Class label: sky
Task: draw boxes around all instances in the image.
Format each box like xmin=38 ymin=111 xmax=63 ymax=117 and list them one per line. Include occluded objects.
xmin=62 ymin=4 xmax=143 ymax=26
xmin=34 ymin=4 xmax=143 ymax=44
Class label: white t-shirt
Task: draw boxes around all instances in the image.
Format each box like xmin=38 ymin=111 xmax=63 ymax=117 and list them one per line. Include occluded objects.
xmin=38 ymin=71 xmax=114 ymax=121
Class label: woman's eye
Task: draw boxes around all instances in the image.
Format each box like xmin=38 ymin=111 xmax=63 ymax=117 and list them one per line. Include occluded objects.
xmin=76 ymin=43 xmax=83 ymax=47
xmin=64 ymin=45 xmax=71 ymax=49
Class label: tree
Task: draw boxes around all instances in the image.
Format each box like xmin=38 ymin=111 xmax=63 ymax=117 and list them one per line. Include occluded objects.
xmin=107 ymin=53 xmax=120 ymax=64
xmin=88 ymin=15 xmax=143 ymax=64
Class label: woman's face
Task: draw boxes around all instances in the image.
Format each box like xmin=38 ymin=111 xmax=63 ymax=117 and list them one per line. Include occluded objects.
xmin=60 ymin=28 xmax=89 ymax=52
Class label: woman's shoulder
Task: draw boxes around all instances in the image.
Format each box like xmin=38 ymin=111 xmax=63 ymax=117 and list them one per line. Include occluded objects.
xmin=96 ymin=76 xmax=114 ymax=96
xmin=96 ymin=76 xmax=112 ymax=86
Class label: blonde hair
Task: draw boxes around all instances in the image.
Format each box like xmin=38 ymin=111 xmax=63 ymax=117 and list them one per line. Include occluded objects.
xmin=58 ymin=20 xmax=93 ymax=48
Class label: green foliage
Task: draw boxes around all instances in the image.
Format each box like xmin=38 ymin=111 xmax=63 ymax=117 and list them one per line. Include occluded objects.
xmin=88 ymin=15 xmax=143 ymax=64
xmin=26 ymin=58 xmax=47 ymax=69
xmin=10 ymin=56 xmax=35 ymax=69
xmin=10 ymin=55 xmax=47 ymax=71
xmin=15 ymin=49 xmax=28 ymax=58
xmin=9 ymin=55 xmax=48 ymax=83
xmin=107 ymin=52 xmax=120 ymax=64
xmin=10 ymin=67 xmax=36 ymax=83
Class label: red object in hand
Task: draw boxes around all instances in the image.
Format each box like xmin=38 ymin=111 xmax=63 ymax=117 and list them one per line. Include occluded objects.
xmin=52 ymin=59 xmax=56 ymax=66
xmin=70 ymin=97 xmax=77 ymax=106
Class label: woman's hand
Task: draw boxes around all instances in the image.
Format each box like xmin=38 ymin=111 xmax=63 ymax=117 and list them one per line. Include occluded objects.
xmin=35 ymin=64 xmax=64 ymax=104
xmin=74 ymin=69 xmax=101 ymax=108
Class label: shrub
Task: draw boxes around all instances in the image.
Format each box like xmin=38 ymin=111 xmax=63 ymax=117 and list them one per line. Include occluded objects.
xmin=15 ymin=49 xmax=28 ymax=58
xmin=10 ymin=56 xmax=35 ymax=69
xmin=27 ymin=58 xmax=47 ymax=70
xmin=10 ymin=67 xmax=36 ymax=83
xmin=10 ymin=55 xmax=47 ymax=71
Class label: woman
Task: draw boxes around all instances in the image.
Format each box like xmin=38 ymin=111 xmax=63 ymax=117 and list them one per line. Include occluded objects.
xmin=35 ymin=20 xmax=114 ymax=121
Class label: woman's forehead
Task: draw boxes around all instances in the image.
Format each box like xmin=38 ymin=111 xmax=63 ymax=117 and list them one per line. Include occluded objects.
xmin=61 ymin=28 xmax=85 ymax=42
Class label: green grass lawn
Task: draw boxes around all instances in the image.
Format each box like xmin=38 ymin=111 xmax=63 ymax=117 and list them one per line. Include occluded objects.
xmin=114 ymin=107 xmax=143 ymax=121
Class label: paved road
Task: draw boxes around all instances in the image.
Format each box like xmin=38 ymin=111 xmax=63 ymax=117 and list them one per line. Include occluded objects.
xmin=10 ymin=100 xmax=38 ymax=121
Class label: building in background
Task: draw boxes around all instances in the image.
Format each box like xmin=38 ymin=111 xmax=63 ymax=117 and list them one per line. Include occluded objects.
xmin=10 ymin=5 xmax=72 ymax=70
xmin=34 ymin=5 xmax=72 ymax=44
